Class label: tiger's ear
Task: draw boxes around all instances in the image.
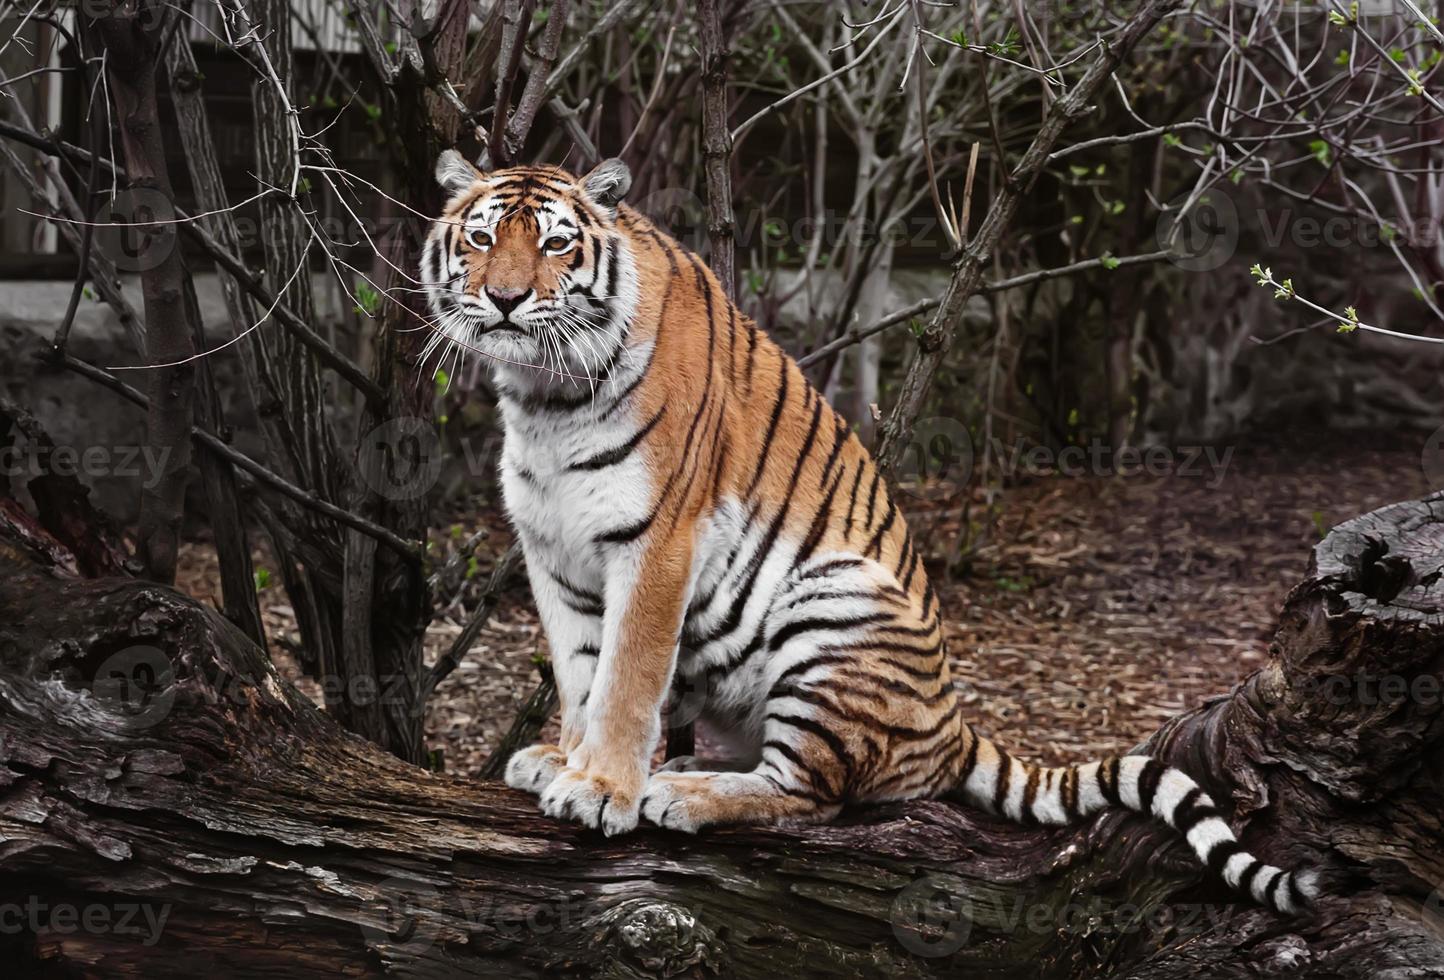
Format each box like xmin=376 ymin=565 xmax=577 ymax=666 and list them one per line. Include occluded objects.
xmin=435 ymin=149 xmax=483 ymax=196
xmin=581 ymin=158 xmax=631 ymax=216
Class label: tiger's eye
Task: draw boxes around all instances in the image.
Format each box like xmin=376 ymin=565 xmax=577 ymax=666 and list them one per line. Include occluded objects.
xmin=544 ymin=236 xmax=571 ymax=253
xmin=467 ymin=228 xmax=493 ymax=250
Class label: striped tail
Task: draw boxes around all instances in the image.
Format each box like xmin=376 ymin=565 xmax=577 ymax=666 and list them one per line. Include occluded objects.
xmin=951 ymin=728 xmax=1320 ymax=915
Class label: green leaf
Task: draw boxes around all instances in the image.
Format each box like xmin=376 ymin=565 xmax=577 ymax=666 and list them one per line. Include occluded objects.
xmin=354 ymin=281 xmax=381 ymax=316
xmin=1309 ymin=139 xmax=1332 ymax=166
xmin=254 ymin=568 xmax=272 ymax=591
xmin=1100 ymin=253 xmax=1121 ymax=270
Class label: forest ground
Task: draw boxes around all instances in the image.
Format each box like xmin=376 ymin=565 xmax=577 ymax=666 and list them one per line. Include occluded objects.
xmin=176 ymin=424 xmax=1432 ymax=774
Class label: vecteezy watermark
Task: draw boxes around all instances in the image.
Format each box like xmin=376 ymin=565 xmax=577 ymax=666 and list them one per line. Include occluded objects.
xmin=0 ymin=443 xmax=172 ymax=490
xmin=1155 ymin=186 xmax=1242 ymax=273
xmin=891 ymin=875 xmax=1241 ymax=958
xmin=988 ymin=438 xmax=1234 ymax=488
xmin=356 ymin=417 xmax=444 ymax=501
xmin=1297 ymin=671 xmax=1443 ymax=708
xmin=892 ymin=417 xmax=974 ymax=504
xmin=1156 ymin=181 xmax=1444 ymax=273
xmin=891 ymin=425 xmax=1234 ymax=495
xmin=353 ymin=418 xmax=509 ymax=502
xmin=93 ymin=187 xmax=178 ymax=274
xmin=0 ymin=897 xmax=170 ymax=947
xmin=360 ymin=877 xmax=583 ymax=956
xmin=90 ymin=645 xmax=176 ymax=731
xmin=891 ymin=874 xmax=974 ymax=957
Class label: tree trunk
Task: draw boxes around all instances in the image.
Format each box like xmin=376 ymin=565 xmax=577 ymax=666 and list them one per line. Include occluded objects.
xmin=1 ymin=494 xmax=1442 ymax=978
xmin=90 ymin=1 xmax=196 ymax=584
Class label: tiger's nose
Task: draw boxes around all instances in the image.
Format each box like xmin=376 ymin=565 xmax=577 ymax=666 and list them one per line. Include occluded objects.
xmin=485 ymin=285 xmax=529 ymax=316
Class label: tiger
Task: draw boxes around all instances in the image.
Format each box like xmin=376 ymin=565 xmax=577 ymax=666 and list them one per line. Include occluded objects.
xmin=420 ymin=150 xmax=1321 ymax=916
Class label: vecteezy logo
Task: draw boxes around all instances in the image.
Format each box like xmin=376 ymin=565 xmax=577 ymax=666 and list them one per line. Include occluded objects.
xmin=1154 ymin=184 xmax=1240 ymax=273
xmin=892 ymin=416 xmax=974 ymax=503
xmin=357 ymin=417 xmax=443 ymax=501
xmin=891 ymin=873 xmax=973 ymax=957
xmin=93 ymin=187 xmax=177 ymax=273
xmin=90 ymin=645 xmax=175 ymax=730
xmin=360 ymin=877 xmax=442 ymax=956
xmin=630 ymin=187 xmax=707 ymax=252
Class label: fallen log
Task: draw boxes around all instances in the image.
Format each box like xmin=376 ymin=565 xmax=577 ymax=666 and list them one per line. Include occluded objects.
xmin=0 ymin=495 xmax=1441 ymax=978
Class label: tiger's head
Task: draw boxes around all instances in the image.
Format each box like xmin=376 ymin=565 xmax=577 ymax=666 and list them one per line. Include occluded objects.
xmin=421 ymin=152 xmax=637 ymax=387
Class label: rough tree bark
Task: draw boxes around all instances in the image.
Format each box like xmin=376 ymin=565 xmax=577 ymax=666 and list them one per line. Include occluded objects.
xmin=698 ymin=0 xmax=736 ymax=300
xmin=1 ymin=490 xmax=1441 ymax=976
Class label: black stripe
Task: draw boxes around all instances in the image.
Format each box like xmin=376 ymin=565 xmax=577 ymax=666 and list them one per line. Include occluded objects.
xmin=893 ymin=529 xmax=914 ymax=577
xmin=1286 ymin=873 xmax=1308 ymax=910
xmin=768 ymin=612 xmax=892 ymax=652
xmin=800 ymin=557 xmax=863 ymax=580
xmin=596 ymin=344 xmax=656 ymax=421
xmin=1020 ymin=768 xmax=1041 ymax=826
xmin=706 ymin=632 xmax=765 ymax=681
xmin=863 ymin=468 xmax=881 ymax=529
xmin=1063 ymin=767 xmax=1080 ymax=819
xmin=865 ymin=497 xmax=898 ymax=558
xmin=1136 ymin=759 xmax=1164 ymax=816
xmin=1237 ymin=858 xmax=1264 ymax=898
xmin=744 ymin=323 xmax=759 ymax=392
xmin=900 ymin=546 xmax=922 ymax=593
xmin=769 ymin=652 xmax=856 ymax=692
xmin=547 ymin=569 xmax=604 ymax=614
xmin=760 ymin=739 xmax=835 ymax=801
xmin=844 ymin=465 xmax=864 ymax=533
xmin=1205 ymin=839 xmax=1245 ymax=879
xmin=560 ymin=596 xmax=603 ymax=617
xmin=1099 ymin=758 xmax=1121 ymax=805
xmin=1173 ymin=788 xmax=1220 ymax=833
xmin=1264 ymin=870 xmax=1287 ymax=910
xmin=816 ymin=413 xmax=849 ymax=490
xmin=745 ymin=358 xmax=790 ymax=499
xmin=767 ymin=713 xmax=854 ymax=783
xmin=874 ymin=656 xmax=944 ymax=680
xmin=792 ymin=463 xmax=846 ymax=571
xmin=595 ymin=508 xmax=656 ymax=544
xmin=726 ymin=305 xmax=739 ymax=381
xmin=993 ymin=750 xmax=1013 ymax=813
xmin=780 ymin=587 xmax=895 ymax=611
xmin=574 ymin=643 xmax=600 ymax=658
xmin=570 ymin=405 xmax=666 ymax=470
xmin=958 ymin=732 xmax=980 ymax=783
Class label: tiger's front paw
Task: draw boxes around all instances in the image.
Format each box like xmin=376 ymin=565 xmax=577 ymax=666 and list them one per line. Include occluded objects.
xmin=504 ymin=743 xmax=566 ymax=795
xmin=538 ymin=765 xmax=644 ymax=836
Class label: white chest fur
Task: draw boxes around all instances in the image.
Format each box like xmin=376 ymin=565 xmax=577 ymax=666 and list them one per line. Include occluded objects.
xmin=497 ymin=395 xmax=656 ymax=575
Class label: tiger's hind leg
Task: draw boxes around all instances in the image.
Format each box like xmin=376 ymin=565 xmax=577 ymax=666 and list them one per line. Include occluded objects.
xmin=640 ymin=705 xmax=857 ymax=831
